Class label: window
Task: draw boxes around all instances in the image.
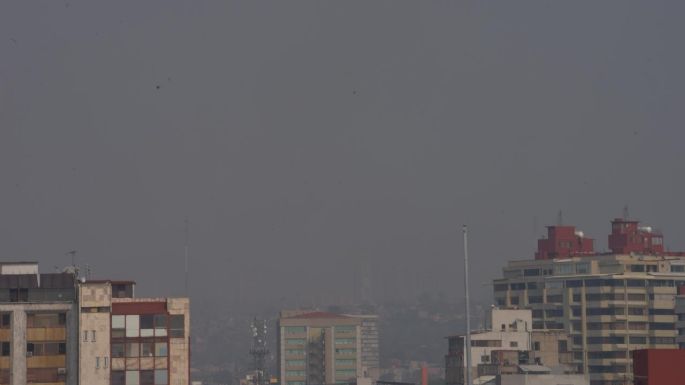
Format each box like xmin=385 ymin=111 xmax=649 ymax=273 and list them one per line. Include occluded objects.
xmin=84 ymin=331 xmax=88 ymax=342
xmin=141 ymin=342 xmax=154 ymax=357
xmin=126 ymin=315 xmax=140 ymax=337
xmin=91 ymin=330 xmax=96 ymax=342
xmin=155 ymin=342 xmax=168 ymax=357
xmin=9 ymin=288 xmax=28 ymax=302
xmin=286 ymin=360 xmax=306 ymax=367
xmin=111 ymin=371 xmax=125 ymax=385
xmin=533 ymin=342 xmax=540 ymax=351
xmin=96 ymin=356 xmax=100 ymax=369
xmin=169 ymin=315 xmax=184 ymax=338
xmin=335 ymin=359 xmax=356 ymax=366
xmin=510 ymin=283 xmax=525 ymax=291
xmin=494 ymin=283 xmax=508 ymax=291
xmin=650 ymin=322 xmax=675 ymax=330
xmin=1 ymin=342 xmax=9 ymax=356
xmin=154 ymin=314 xmax=167 ymax=337
xmin=629 ymin=336 xmax=646 ymax=344
xmin=528 ymin=296 xmax=543 ymax=304
xmin=285 ymin=326 xmax=306 ymax=334
xmin=126 ymin=342 xmax=140 ymax=358
xmin=335 ymin=325 xmax=355 ymax=333
xmin=510 ymin=296 xmax=519 ymax=305
xmin=509 ymin=341 xmax=518 ymax=348
xmin=153 ymin=371 xmax=164 ymax=385
xmin=126 ymin=370 xmax=140 ymax=385
xmin=285 ymin=339 xmax=305 ymax=346
xmin=140 ymin=370 xmax=154 ymax=385
xmin=631 ymin=265 xmax=645 ymax=272
xmin=546 ymin=294 xmax=563 ymax=304
xmin=649 ymin=308 xmax=674 ymax=316
xmin=286 ymin=349 xmax=305 ymax=355
xmin=526 ymin=282 xmax=538 ymax=289
xmin=575 ymin=263 xmax=590 ymax=274
xmin=558 ymin=340 xmax=568 ymax=353
xmin=105 ymin=356 xmax=108 ymax=368
xmin=0 ymin=313 xmax=10 ymax=328
xmin=545 ymin=309 xmax=563 ymax=317
xmin=651 ymin=337 xmax=675 ymax=345
xmin=555 ymin=264 xmax=574 ymax=276
xmin=334 ymin=338 xmax=356 ymax=345
xmin=140 ymin=315 xmax=154 ymax=337
xmin=566 ymin=280 xmax=583 ymax=288
xmin=524 ymin=269 xmax=540 ymax=277
xmin=112 ymin=315 xmax=126 ymax=338
xmin=286 ymin=370 xmax=306 ymax=377
xmin=671 ymin=265 xmax=685 ymax=273
xmin=112 ymin=343 xmax=125 ymax=358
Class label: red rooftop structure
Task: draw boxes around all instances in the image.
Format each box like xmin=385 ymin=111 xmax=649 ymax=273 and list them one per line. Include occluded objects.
xmin=608 ymin=218 xmax=664 ymax=254
xmin=535 ymin=225 xmax=594 ymax=260
xmin=632 ymin=349 xmax=685 ymax=385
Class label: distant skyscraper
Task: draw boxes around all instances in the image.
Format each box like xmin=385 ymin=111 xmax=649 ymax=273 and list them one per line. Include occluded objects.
xmin=493 ymin=217 xmax=685 ymax=385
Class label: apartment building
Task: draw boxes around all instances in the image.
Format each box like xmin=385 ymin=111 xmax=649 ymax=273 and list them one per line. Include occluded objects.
xmin=0 ymin=262 xmax=189 ymax=385
xmin=79 ymin=280 xmax=190 ymax=385
xmin=492 ymin=218 xmax=685 ymax=385
xmin=446 ymin=309 xmax=578 ymax=385
xmin=277 ymin=311 xmax=365 ymax=385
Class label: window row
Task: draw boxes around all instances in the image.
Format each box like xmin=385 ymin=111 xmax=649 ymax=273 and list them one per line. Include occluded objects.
xmin=112 ymin=341 xmax=168 ymax=358
xmin=111 ymin=369 xmax=168 ymax=385
xmin=112 ymin=315 xmax=184 ymax=338
xmin=27 ymin=342 xmax=67 ymax=356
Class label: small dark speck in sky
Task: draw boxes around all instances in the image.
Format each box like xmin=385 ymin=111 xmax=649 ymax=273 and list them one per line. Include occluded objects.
xmin=156 ymin=85 xmax=161 ymax=90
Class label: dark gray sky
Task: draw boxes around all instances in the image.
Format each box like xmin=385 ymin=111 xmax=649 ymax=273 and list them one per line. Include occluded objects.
xmin=1 ymin=1 xmax=684 ymax=305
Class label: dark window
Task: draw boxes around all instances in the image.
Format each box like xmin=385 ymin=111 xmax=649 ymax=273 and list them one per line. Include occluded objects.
xmin=141 ymin=370 xmax=154 ymax=385
xmin=545 ymin=309 xmax=563 ymax=317
xmin=170 ymin=315 xmax=185 ymax=338
xmin=629 ymin=336 xmax=646 ymax=344
xmin=510 ymin=296 xmax=519 ymax=305
xmin=111 ymin=371 xmax=125 ymax=385
xmin=531 ymin=310 xmax=543 ymax=318
xmin=650 ymin=322 xmax=675 ymax=330
xmin=546 ymin=294 xmax=563 ymax=304
xmin=58 ymin=343 xmax=66 ymax=354
xmin=112 ymin=343 xmax=125 ymax=358
xmin=510 ymin=283 xmax=526 ymax=291
xmin=526 ymin=282 xmax=538 ymax=289
xmin=528 ymin=296 xmax=543 ymax=304
xmin=141 ymin=315 xmax=154 ymax=329
xmin=566 ymin=280 xmax=583 ymax=288
xmin=558 ymin=340 xmax=568 ymax=353
xmin=524 ymin=269 xmax=540 ymax=277
xmin=1 ymin=342 xmax=9 ymax=356
xmin=630 ymin=265 xmax=645 ymax=272
xmin=0 ymin=314 xmax=9 ymax=328
xmin=627 ymin=279 xmax=645 ymax=287
xmin=58 ymin=313 xmax=66 ymax=325
xmin=9 ymin=289 xmax=28 ymax=302
xmin=649 ymin=308 xmax=674 ymax=315
xmin=154 ymin=314 xmax=168 ymax=329
xmin=585 ymin=279 xmax=602 ymax=287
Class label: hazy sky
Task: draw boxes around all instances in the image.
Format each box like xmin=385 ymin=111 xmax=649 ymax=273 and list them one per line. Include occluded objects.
xmin=1 ymin=1 xmax=684 ymax=306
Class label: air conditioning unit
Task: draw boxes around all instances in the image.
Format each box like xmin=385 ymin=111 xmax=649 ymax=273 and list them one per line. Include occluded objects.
xmin=57 ymin=368 xmax=67 ymax=375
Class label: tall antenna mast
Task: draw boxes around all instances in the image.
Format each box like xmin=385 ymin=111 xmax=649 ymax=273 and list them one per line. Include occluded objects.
xmin=184 ymin=217 xmax=189 ymax=296
xmin=462 ymin=225 xmax=472 ymax=385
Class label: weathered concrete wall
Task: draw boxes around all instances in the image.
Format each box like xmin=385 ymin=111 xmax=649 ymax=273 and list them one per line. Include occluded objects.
xmin=167 ymin=298 xmax=190 ymax=385
xmin=79 ymin=283 xmax=112 ymax=385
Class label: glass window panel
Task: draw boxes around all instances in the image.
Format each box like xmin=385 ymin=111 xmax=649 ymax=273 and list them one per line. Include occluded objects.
xmin=112 ymin=315 xmax=126 ymax=329
xmin=154 ymin=315 xmax=167 ymax=328
xmin=126 ymin=370 xmax=140 ymax=385
xmin=155 ymin=328 xmax=167 ymax=337
xmin=141 ymin=329 xmax=154 ymax=337
xmin=154 ymin=369 xmax=168 ymax=385
xmin=112 ymin=343 xmax=125 ymax=358
xmin=140 ymin=315 xmax=154 ymax=329
xmin=112 ymin=371 xmax=125 ymax=385
xmin=141 ymin=342 xmax=154 ymax=357
xmin=140 ymin=370 xmax=154 ymax=385
xmin=154 ymin=343 xmax=167 ymax=357
xmin=126 ymin=315 xmax=140 ymax=337
xmin=126 ymin=343 xmax=140 ymax=358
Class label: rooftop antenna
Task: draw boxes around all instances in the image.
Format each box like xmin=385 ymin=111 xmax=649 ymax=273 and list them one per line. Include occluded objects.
xmin=249 ymin=318 xmax=270 ymax=385
xmin=556 ymin=210 xmax=563 ymax=226
xmin=184 ymin=217 xmax=190 ymax=297
xmin=462 ymin=225 xmax=472 ymax=385
xmin=66 ymin=250 xmax=77 ymax=267
xmin=623 ymin=205 xmax=630 ymax=220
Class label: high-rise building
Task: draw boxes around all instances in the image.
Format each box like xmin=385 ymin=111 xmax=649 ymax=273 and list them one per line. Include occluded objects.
xmin=0 ymin=262 xmax=189 ymax=385
xmin=492 ymin=218 xmax=685 ymax=385
xmin=277 ymin=311 xmax=369 ymax=385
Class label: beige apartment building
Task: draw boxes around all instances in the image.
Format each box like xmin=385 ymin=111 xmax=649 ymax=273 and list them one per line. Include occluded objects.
xmin=277 ymin=311 xmax=365 ymax=385
xmin=492 ymin=218 xmax=685 ymax=385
